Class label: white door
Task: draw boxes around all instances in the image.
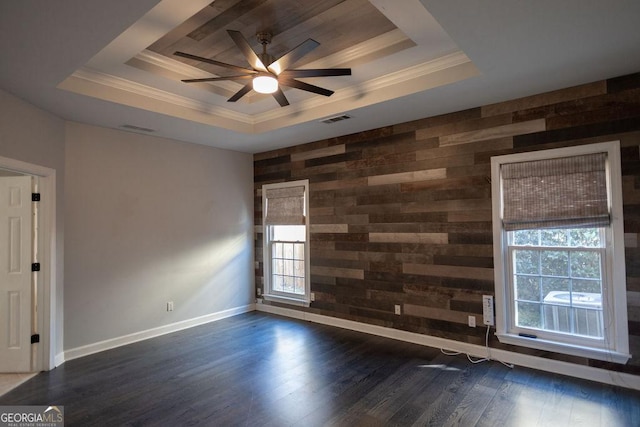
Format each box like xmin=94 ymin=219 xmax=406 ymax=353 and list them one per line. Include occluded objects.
xmin=0 ymin=176 xmax=32 ymax=372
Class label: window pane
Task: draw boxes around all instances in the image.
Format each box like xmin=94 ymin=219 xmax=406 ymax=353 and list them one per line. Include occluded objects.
xmin=272 ymin=275 xmax=284 ymax=292
xmin=273 ymin=258 xmax=283 ymax=275
xmin=542 ymin=277 xmax=570 ymax=297
xmin=542 ymin=303 xmax=572 ymax=333
xmin=284 ymin=243 xmax=294 ymax=259
xmin=570 ymin=251 xmax=601 ymax=279
xmin=269 ymin=239 xmax=306 ymax=297
xmin=515 ymin=276 xmax=540 ymax=302
xmin=514 ymin=250 xmax=540 ymax=275
xmin=540 ymin=250 xmax=568 ymax=276
xmin=284 ymin=259 xmax=294 ymax=276
xmin=569 ymin=228 xmax=602 ymax=247
xmin=516 ymin=302 xmax=542 ymax=328
xmin=541 ymin=229 xmax=569 ymax=247
xmin=573 ymin=278 xmax=601 ymax=294
xmin=543 ymin=291 xmax=603 ymax=337
xmin=573 ymin=306 xmax=603 ymax=337
xmin=513 ymin=230 xmax=539 ymax=246
xmin=274 ymin=242 xmax=283 ymax=257
xmin=272 ymin=225 xmax=306 ymax=241
xmin=283 ymin=276 xmax=294 ymax=292
xmin=572 ymin=292 xmax=602 ymax=308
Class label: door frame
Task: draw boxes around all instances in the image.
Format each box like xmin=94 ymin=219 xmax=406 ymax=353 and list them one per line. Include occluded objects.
xmin=0 ymin=155 xmax=57 ymax=371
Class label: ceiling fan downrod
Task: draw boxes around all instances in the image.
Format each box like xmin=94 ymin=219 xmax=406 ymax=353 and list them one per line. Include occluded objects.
xmin=256 ymin=32 xmax=274 ymax=66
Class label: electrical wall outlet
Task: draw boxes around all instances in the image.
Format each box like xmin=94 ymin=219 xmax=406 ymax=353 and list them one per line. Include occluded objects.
xmin=257 ymin=288 xmax=262 ymax=296
xmin=468 ymin=315 xmax=476 ymax=327
xmin=482 ymin=295 xmax=494 ymax=326
xmin=394 ymin=304 xmax=401 ymax=315
xmin=167 ymin=301 xmax=174 ymax=312
xmin=310 ymin=292 xmax=315 ymax=301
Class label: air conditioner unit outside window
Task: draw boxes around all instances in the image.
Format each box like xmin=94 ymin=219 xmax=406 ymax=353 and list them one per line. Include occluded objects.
xmin=542 ymin=291 xmax=603 ymax=338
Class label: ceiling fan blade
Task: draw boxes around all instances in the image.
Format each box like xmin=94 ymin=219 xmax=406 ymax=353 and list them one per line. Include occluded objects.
xmin=279 ymin=77 xmax=334 ymax=97
xmin=228 ymin=82 xmax=254 ymax=102
xmin=272 ymin=88 xmax=290 ymax=107
xmin=268 ymin=38 xmax=320 ymax=75
xmin=227 ymin=30 xmax=268 ymax=72
xmin=182 ymin=75 xmax=255 ymax=83
xmin=279 ymin=68 xmax=351 ymax=78
xmin=174 ymin=51 xmax=255 ymax=74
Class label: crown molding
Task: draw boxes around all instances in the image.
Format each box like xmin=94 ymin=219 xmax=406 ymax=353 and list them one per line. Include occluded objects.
xmin=61 ymin=51 xmax=475 ymax=134
xmin=131 ymin=50 xmax=245 ymax=95
xmin=66 ymin=67 xmax=253 ymax=125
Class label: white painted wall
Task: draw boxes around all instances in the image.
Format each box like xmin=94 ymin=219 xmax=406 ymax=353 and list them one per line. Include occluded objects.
xmin=64 ymin=122 xmax=254 ymax=349
xmin=1 ymin=89 xmax=255 ymax=358
xmin=0 ymin=88 xmax=66 ymax=362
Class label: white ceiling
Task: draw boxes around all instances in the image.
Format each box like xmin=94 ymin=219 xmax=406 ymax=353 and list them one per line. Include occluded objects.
xmin=1 ymin=0 xmax=639 ymax=154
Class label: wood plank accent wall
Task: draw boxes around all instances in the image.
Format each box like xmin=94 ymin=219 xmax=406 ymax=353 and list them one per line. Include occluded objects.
xmin=254 ymin=72 xmax=640 ymax=375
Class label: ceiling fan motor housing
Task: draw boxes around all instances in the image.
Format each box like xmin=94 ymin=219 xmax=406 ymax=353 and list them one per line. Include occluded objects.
xmin=256 ymin=32 xmax=272 ymax=45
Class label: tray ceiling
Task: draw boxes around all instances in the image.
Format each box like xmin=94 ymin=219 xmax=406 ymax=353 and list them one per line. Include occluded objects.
xmin=57 ymin=0 xmax=476 ymax=136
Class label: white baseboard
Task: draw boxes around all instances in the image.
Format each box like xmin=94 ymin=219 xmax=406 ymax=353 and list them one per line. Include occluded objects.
xmin=256 ymin=304 xmax=640 ymax=391
xmin=58 ymin=302 xmax=639 ymax=391
xmin=54 ymin=352 xmax=65 ymax=368
xmin=63 ymin=304 xmax=255 ymax=363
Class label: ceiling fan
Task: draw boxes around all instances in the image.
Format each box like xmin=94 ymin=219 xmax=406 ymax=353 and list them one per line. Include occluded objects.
xmin=174 ymin=30 xmax=351 ymax=107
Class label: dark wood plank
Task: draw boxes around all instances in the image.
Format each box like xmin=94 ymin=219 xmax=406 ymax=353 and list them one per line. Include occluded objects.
xmin=2 ymin=313 xmax=639 ymax=426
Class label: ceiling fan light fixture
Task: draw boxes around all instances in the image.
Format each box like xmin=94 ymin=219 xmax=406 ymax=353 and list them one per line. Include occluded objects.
xmin=253 ymin=75 xmax=278 ymax=94
xmin=175 ymin=30 xmax=351 ymax=106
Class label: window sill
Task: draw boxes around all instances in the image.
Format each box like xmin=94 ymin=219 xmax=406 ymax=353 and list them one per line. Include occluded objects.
xmin=263 ymin=294 xmax=310 ymax=307
xmin=496 ymin=333 xmax=631 ymax=364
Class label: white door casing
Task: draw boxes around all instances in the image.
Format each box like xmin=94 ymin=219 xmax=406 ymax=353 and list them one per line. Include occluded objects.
xmin=0 ymin=176 xmax=32 ymax=372
xmin=0 ymin=156 xmax=56 ymax=371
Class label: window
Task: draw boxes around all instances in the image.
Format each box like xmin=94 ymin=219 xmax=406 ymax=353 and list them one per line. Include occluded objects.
xmin=510 ymin=228 xmax=605 ymax=338
xmin=262 ymin=180 xmax=310 ymax=306
xmin=270 ymin=225 xmax=306 ymax=295
xmin=491 ymin=141 xmax=630 ymax=363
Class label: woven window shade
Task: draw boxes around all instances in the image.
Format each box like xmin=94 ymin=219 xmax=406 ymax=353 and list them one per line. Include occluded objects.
xmin=265 ymin=186 xmax=306 ymax=225
xmin=502 ymin=152 xmax=609 ymax=231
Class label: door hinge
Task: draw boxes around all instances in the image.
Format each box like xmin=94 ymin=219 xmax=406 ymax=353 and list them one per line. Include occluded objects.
xmin=32 ymin=263 xmax=40 ymax=272
xmin=31 ymin=334 xmax=40 ymax=344
xmin=32 ymin=193 xmax=41 ymax=202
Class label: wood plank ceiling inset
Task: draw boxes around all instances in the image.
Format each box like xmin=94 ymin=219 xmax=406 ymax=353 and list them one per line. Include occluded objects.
xmin=147 ymin=0 xmax=399 ymax=76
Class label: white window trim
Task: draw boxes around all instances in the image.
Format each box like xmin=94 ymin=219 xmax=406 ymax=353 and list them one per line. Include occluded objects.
xmin=262 ymin=180 xmax=311 ymax=307
xmin=491 ymin=141 xmax=630 ymax=364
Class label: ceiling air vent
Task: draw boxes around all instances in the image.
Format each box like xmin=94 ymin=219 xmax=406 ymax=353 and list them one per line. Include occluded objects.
xmin=120 ymin=124 xmax=156 ymax=133
xmin=320 ymin=114 xmax=352 ymax=124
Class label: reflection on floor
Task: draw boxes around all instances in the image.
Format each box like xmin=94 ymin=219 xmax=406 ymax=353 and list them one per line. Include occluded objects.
xmin=0 ymin=373 xmax=38 ymax=397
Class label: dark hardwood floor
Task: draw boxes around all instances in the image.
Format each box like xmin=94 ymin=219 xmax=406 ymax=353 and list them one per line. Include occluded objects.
xmin=2 ymin=312 xmax=639 ymax=426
